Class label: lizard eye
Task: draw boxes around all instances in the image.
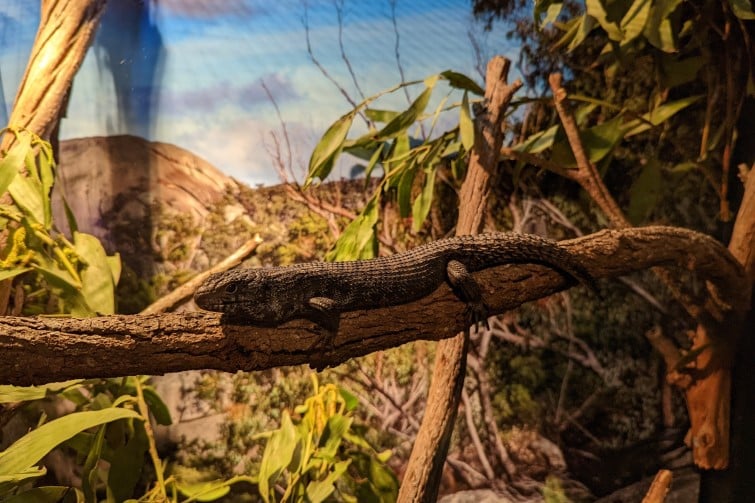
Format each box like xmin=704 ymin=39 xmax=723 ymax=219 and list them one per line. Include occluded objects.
xmin=224 ymin=282 xmax=239 ymax=294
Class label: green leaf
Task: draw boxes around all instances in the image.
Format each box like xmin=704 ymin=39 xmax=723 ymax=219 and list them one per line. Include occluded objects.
xmin=623 ymin=95 xmax=703 ymax=137
xmin=585 ymin=0 xmax=622 ymax=40
xmin=542 ymin=2 xmax=563 ymax=25
xmin=0 ymin=466 xmax=47 ymax=496
xmin=514 ymin=124 xmax=559 ymax=154
xmin=627 ymin=158 xmax=662 ymax=224
xmin=396 ymin=163 xmax=417 ymax=218
xmin=363 ymin=144 xmax=384 ymax=186
xmin=3 ymin=486 xmax=73 ymax=503
xmin=731 ymin=0 xmax=755 ymax=19
xmin=338 ymin=388 xmax=359 ymax=411
xmin=581 ymin=114 xmax=626 ymax=162
xmin=365 ymin=109 xmax=400 ymax=123
xmin=319 ymin=415 xmax=352 ymax=458
xmin=175 ymin=480 xmax=231 ymax=502
xmin=8 ymin=171 xmax=45 ymax=225
xmin=141 ymin=385 xmax=172 ymax=426
xmin=107 ymin=421 xmax=148 ymax=503
xmin=305 ymin=460 xmax=351 ymax=503
xmin=440 ymin=70 xmax=484 ymax=95
xmin=411 ymin=169 xmax=435 ymax=233
xmin=459 ymin=91 xmax=474 ymax=151
xmin=327 ymin=196 xmax=379 ymax=261
xmin=306 ymin=112 xmax=355 ymax=185
xmin=106 ymin=253 xmax=122 ymax=286
xmin=81 ymin=424 xmax=106 ymax=501
xmin=34 ymin=140 xmax=55 ymax=229
xmin=659 ymin=55 xmax=703 ymax=89
xmin=0 ymin=380 xmax=84 ymax=403
xmin=74 ymin=232 xmax=116 ymax=315
xmin=568 ymin=14 xmax=597 ymax=51
xmin=258 ymin=412 xmax=298 ymax=503
xmin=0 ymin=408 xmax=140 ymax=476
xmin=0 ymin=267 xmax=31 ymax=282
xmin=376 ymin=85 xmax=434 ymax=140
xmin=644 ymin=0 xmax=683 ymax=52
xmin=620 ymin=0 xmax=651 ymax=44
xmin=35 ymin=258 xmax=91 ymax=316
xmin=0 ymin=129 xmax=30 ymax=196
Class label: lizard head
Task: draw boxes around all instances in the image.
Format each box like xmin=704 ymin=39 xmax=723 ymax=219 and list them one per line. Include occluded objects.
xmin=193 ymin=268 xmax=290 ymax=325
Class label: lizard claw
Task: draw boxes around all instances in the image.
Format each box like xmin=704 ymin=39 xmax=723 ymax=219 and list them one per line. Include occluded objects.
xmin=464 ymin=301 xmax=490 ymax=334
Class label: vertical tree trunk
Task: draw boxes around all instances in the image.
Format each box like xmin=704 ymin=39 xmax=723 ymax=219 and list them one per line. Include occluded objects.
xmin=1 ymin=0 xmax=106 ymax=148
xmin=397 ymin=56 xmax=522 ymax=502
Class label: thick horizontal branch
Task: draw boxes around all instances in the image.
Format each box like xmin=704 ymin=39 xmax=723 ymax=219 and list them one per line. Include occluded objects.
xmin=0 ymin=226 xmax=748 ymax=386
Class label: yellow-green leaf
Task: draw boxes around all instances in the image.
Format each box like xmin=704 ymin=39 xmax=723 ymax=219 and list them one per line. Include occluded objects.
xmin=74 ymin=232 xmax=116 ymax=315
xmin=0 ymin=129 xmax=30 ymax=196
xmin=307 ymin=112 xmax=355 ymax=185
xmin=411 ymin=169 xmax=435 ymax=232
xmin=459 ymin=91 xmax=474 ymax=151
xmin=0 ymin=408 xmax=140 ymax=475
xmin=0 ymin=380 xmax=84 ymax=403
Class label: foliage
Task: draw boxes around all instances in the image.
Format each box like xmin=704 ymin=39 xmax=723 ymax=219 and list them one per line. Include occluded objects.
xmin=0 ymin=128 xmax=121 ymax=316
xmin=306 ymin=72 xmax=484 ymax=260
xmin=253 ymin=374 xmax=397 ymax=503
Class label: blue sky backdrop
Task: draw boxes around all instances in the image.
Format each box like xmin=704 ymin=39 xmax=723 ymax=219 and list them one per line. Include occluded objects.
xmin=1 ymin=0 xmax=515 ymax=184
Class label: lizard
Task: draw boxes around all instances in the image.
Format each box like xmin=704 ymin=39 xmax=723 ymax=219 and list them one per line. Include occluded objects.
xmin=193 ymin=232 xmax=596 ymax=369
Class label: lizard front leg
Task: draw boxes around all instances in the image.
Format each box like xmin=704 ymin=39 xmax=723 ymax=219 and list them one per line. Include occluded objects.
xmin=446 ymin=259 xmax=490 ymax=333
xmin=306 ymin=297 xmax=341 ymax=371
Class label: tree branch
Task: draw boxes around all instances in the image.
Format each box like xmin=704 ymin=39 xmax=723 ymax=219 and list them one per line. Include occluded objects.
xmin=0 ymin=226 xmax=746 ymax=389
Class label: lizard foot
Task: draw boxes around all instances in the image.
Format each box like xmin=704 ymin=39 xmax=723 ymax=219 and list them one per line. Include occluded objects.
xmin=464 ymin=300 xmax=490 ymax=335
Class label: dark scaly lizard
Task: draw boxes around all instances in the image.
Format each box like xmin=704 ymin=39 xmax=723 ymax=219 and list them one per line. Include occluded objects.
xmin=194 ymin=233 xmax=596 ymax=368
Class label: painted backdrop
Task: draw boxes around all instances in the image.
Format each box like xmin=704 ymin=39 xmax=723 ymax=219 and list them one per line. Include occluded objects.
xmin=1 ymin=0 xmax=513 ymax=184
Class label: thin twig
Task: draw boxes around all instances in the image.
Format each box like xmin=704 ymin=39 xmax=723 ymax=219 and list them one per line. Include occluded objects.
xmin=140 ymin=236 xmax=262 ymax=315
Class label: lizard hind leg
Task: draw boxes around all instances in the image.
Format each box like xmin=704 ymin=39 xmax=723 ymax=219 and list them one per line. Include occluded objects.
xmin=446 ymin=259 xmax=491 ymax=333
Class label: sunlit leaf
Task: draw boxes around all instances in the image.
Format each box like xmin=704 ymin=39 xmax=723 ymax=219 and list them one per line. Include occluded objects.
xmin=258 ymin=412 xmax=298 ymax=503
xmin=365 ymin=109 xmax=400 ymax=123
xmin=459 ymin=91 xmax=474 ymax=151
xmin=620 ymin=0 xmax=651 ymax=44
xmin=327 ymin=196 xmax=379 ymax=261
xmin=440 ymin=70 xmax=484 ymax=95
xmin=0 ymin=380 xmax=84 ymax=403
xmin=376 ymin=85 xmax=433 ymax=140
xmin=8 ymin=171 xmax=44 ymax=225
xmin=0 ymin=129 xmax=29 ymax=196
xmin=514 ymin=124 xmax=559 ymax=154
xmin=74 ymin=232 xmax=116 ymax=315
xmin=306 ymin=112 xmax=355 ymax=185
